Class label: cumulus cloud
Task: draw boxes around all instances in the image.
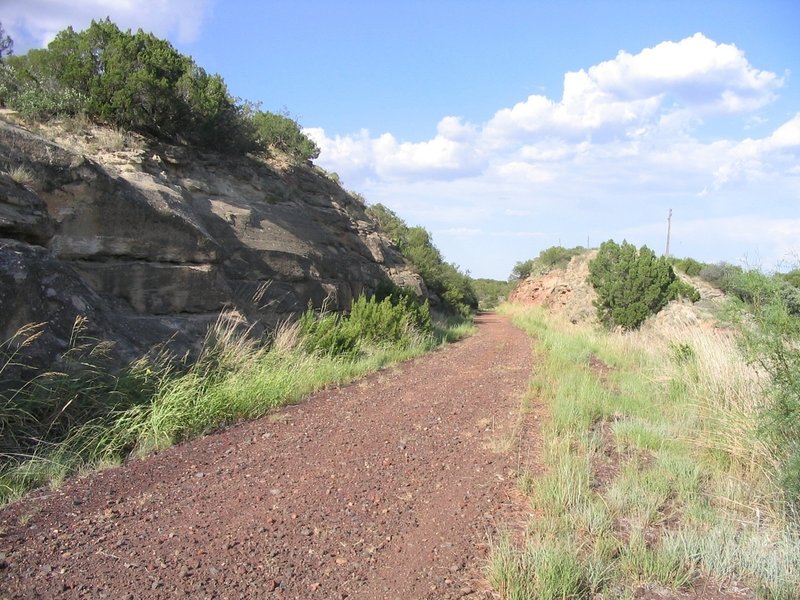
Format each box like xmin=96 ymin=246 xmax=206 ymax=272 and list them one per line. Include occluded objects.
xmin=587 ymin=33 xmax=780 ymax=110
xmin=707 ymin=113 xmax=800 ymax=189
xmin=308 ymin=33 xmax=783 ymax=190
xmin=483 ymin=33 xmax=781 ymax=146
xmin=307 ymin=115 xmax=483 ymax=181
xmin=3 ymin=0 xmax=212 ymax=49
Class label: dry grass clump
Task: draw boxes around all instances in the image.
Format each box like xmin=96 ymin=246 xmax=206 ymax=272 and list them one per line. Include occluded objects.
xmin=4 ymin=164 xmax=35 ymax=187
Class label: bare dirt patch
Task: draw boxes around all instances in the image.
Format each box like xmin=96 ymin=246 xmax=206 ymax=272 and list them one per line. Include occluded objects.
xmin=0 ymin=314 xmax=535 ymax=599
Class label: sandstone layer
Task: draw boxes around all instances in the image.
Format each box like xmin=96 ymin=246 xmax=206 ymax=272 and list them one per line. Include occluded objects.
xmin=0 ymin=117 xmax=423 ymax=373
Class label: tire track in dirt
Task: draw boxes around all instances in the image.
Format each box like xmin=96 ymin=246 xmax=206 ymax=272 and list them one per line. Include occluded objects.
xmin=0 ymin=313 xmax=534 ymax=599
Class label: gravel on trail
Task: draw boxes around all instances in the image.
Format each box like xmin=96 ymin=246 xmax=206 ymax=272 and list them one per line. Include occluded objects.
xmin=0 ymin=313 xmax=535 ymax=599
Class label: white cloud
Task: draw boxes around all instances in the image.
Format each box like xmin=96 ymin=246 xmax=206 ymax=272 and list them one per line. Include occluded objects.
xmin=3 ymin=0 xmax=212 ymax=49
xmin=309 ymin=33 xmax=784 ymax=190
xmin=708 ymin=113 xmax=800 ymax=189
xmin=482 ymin=34 xmax=781 ymax=147
xmin=587 ymin=33 xmax=780 ymax=110
xmin=490 ymin=161 xmax=555 ymax=184
xmin=683 ymin=217 xmax=800 ymax=267
xmin=307 ymin=116 xmax=484 ymax=181
xmin=308 ymin=34 xmax=796 ymax=278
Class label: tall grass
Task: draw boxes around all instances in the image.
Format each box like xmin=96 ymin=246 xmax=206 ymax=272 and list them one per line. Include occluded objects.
xmin=0 ymin=297 xmax=474 ymax=504
xmin=491 ymin=304 xmax=800 ymax=599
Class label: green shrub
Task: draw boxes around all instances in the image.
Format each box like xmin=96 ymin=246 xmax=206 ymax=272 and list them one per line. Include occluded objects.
xmin=699 ymin=262 xmax=743 ymax=293
xmin=511 ymin=246 xmax=585 ymax=281
xmin=299 ymin=309 xmax=358 ymax=356
xmin=252 ymin=110 xmax=320 ymax=161
xmin=671 ymin=257 xmax=707 ymax=277
xmin=6 ymin=82 xmax=87 ymax=120
xmin=298 ymin=293 xmax=432 ymax=356
xmin=471 ymin=278 xmax=512 ymax=310
xmin=730 ymin=270 xmax=800 ymax=510
xmin=780 ymin=269 xmax=800 ymax=289
xmin=511 ymin=258 xmax=537 ymax=281
xmin=538 ymin=245 xmax=585 ymax=270
xmin=366 ymin=203 xmax=477 ymax=316
xmin=588 ymin=240 xmax=698 ymax=330
xmin=670 ymin=278 xmax=701 ymax=303
xmin=0 ymin=19 xmax=271 ymax=155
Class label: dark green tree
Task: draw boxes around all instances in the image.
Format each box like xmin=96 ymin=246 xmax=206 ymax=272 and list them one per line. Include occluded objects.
xmin=510 ymin=259 xmax=536 ymax=281
xmin=252 ymin=110 xmax=320 ymax=161
xmin=471 ymin=278 xmax=512 ymax=310
xmin=0 ymin=22 xmax=13 ymax=62
xmin=366 ymin=203 xmax=477 ymax=315
xmin=588 ymin=240 xmax=698 ymax=330
xmin=0 ymin=19 xmax=259 ymax=153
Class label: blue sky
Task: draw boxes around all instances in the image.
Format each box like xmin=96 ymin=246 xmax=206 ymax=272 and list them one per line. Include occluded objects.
xmin=4 ymin=0 xmax=799 ymax=279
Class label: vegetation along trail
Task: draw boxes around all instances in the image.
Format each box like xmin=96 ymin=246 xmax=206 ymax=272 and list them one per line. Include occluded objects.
xmin=0 ymin=314 xmax=534 ymax=599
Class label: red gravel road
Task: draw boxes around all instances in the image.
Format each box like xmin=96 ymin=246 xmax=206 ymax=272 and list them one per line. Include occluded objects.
xmin=0 ymin=314 xmax=534 ymax=600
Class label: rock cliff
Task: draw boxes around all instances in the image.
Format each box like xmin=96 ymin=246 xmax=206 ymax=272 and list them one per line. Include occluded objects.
xmin=508 ymin=252 xmax=598 ymax=324
xmin=0 ymin=115 xmax=424 ymax=372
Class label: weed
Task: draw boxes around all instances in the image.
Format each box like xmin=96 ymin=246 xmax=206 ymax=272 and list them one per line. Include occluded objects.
xmin=0 ymin=303 xmax=473 ymax=504
xmin=4 ymin=164 xmax=34 ymax=186
xmin=488 ymin=533 xmax=587 ymax=600
xmin=490 ymin=303 xmax=800 ymax=598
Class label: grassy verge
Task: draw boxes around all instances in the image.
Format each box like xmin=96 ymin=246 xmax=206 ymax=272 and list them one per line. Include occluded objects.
xmin=489 ymin=304 xmax=800 ymax=599
xmin=0 ymin=300 xmax=475 ymax=505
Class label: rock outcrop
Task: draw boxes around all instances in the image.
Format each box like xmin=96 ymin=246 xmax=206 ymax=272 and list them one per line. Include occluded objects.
xmin=508 ymin=252 xmax=598 ymax=324
xmin=0 ymin=117 xmax=424 ymax=372
xmin=508 ymin=250 xmax=726 ymax=332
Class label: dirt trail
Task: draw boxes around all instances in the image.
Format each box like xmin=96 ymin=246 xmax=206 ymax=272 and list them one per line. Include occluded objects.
xmin=0 ymin=314 xmax=535 ymax=600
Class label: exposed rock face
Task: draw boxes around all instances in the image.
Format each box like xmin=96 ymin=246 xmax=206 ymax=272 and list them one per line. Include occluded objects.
xmin=508 ymin=252 xmax=598 ymax=324
xmin=0 ymin=118 xmax=424 ymax=371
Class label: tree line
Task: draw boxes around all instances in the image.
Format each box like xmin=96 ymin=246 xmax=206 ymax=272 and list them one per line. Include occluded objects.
xmin=366 ymin=203 xmax=478 ymax=316
xmin=0 ymin=19 xmax=319 ymax=160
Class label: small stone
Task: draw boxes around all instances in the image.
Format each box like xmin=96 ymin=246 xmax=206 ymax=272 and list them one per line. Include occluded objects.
xmin=299 ymin=527 xmax=312 ymax=536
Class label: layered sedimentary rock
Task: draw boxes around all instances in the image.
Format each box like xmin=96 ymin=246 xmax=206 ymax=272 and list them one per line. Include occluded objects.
xmin=0 ymin=118 xmax=424 ymax=371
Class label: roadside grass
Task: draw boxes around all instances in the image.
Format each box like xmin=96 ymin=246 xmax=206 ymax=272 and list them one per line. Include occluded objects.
xmin=0 ymin=301 xmax=474 ymax=505
xmin=490 ymin=304 xmax=800 ymax=599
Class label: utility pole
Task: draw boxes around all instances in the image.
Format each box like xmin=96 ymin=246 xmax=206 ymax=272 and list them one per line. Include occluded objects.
xmin=665 ymin=208 xmax=672 ymax=257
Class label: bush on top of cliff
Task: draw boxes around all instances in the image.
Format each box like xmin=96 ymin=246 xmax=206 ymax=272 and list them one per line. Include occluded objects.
xmin=0 ymin=19 xmax=317 ymax=160
xmin=366 ymin=203 xmax=478 ymax=316
xmin=251 ymin=111 xmax=320 ymax=161
xmin=510 ymin=245 xmax=585 ymax=281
